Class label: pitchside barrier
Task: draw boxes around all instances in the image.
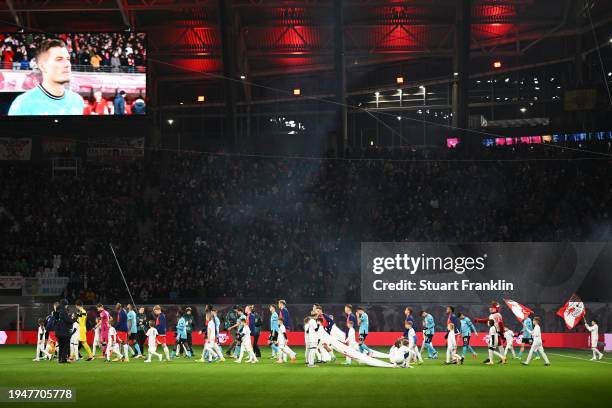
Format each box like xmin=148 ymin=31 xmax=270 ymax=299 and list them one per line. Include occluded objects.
xmin=1 ymin=329 xmax=603 ymax=350
xmin=0 ymin=303 xmax=609 ymax=349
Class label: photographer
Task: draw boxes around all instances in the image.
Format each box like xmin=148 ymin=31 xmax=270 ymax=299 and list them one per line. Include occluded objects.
xmin=52 ymin=299 xmax=72 ymax=363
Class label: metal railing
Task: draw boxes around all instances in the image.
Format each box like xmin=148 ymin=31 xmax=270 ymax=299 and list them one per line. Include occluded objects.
xmin=0 ymin=62 xmax=146 ymax=74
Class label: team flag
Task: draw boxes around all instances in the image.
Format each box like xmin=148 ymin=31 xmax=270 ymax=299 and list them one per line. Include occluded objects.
xmin=503 ymin=299 xmax=533 ymax=322
xmin=556 ymin=294 xmax=586 ymax=330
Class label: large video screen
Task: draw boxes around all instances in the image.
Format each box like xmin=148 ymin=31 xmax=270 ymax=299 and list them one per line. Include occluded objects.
xmin=0 ymin=32 xmax=146 ymax=116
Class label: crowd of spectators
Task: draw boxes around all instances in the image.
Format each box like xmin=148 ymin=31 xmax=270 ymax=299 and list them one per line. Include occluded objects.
xmin=0 ymin=32 xmax=146 ymax=72
xmin=0 ymin=162 xmax=146 ymax=302
xmin=1 ymin=141 xmax=611 ymax=303
xmin=83 ymin=90 xmax=146 ymax=115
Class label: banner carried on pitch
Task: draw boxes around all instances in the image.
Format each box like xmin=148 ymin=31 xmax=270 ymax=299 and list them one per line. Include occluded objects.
xmin=557 ymin=294 xmax=586 ymax=330
xmin=504 ymin=299 xmax=533 ymax=323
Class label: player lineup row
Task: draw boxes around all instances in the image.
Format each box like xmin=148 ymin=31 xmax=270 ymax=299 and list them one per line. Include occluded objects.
xmin=33 ymin=300 xmax=605 ymax=367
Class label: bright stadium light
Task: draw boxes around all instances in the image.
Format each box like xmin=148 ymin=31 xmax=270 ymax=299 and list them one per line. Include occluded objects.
xmin=167 ymin=119 xmax=174 ymax=125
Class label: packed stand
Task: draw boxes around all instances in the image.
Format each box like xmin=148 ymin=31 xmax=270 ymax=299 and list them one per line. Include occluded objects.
xmin=1 ymin=141 xmax=612 ymax=303
xmin=0 ymin=162 xmax=146 ymax=302
xmin=0 ymin=32 xmax=146 ymax=72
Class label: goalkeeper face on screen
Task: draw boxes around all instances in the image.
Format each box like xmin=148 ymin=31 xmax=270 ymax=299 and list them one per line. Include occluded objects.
xmin=8 ymin=39 xmax=84 ymax=116
xmin=40 ymin=41 xmax=72 ymax=86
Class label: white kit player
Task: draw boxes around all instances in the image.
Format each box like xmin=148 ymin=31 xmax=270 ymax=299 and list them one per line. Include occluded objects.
xmin=584 ymin=318 xmax=604 ymax=361
xmin=304 ymin=316 xmax=320 ymax=368
xmin=314 ymin=316 xmax=332 ymax=363
xmin=276 ymin=316 xmax=297 ymax=363
xmin=200 ymin=311 xmax=224 ymax=362
xmin=389 ymin=338 xmax=412 ymax=368
xmin=486 ymin=319 xmax=506 ymax=365
xmin=34 ymin=318 xmax=51 ymax=361
xmin=405 ymin=320 xmax=422 ymax=364
xmin=235 ymin=316 xmax=257 ymax=364
xmin=344 ymin=320 xmax=358 ymax=365
xmin=446 ymin=323 xmax=464 ymax=365
xmin=92 ymin=317 xmax=102 ymax=357
xmin=522 ymin=317 xmax=550 ymax=366
xmin=503 ymin=328 xmax=517 ymax=359
xmin=144 ymin=320 xmax=162 ymax=362
xmin=475 ymin=301 xmax=505 ymax=362
xmin=105 ymin=317 xmax=124 ymax=362
xmin=70 ymin=317 xmax=80 ymax=361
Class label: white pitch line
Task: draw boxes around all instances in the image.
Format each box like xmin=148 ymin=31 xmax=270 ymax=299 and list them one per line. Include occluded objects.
xmin=549 ymin=353 xmax=612 ymax=365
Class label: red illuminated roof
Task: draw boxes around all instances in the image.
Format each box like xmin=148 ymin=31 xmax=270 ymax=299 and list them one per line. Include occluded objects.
xmin=0 ymin=0 xmax=609 ymax=81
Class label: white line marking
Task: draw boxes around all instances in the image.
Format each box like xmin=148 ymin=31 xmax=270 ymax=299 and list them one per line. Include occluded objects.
xmin=549 ymin=353 xmax=612 ymax=365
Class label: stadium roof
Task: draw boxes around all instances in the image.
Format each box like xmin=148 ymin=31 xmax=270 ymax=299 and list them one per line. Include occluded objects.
xmin=1 ymin=0 xmax=611 ymax=108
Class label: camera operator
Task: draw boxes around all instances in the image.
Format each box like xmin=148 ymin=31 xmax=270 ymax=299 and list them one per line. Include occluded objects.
xmin=53 ymin=299 xmax=72 ymax=363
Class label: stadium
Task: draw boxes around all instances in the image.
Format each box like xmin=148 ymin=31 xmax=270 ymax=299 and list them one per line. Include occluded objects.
xmin=0 ymin=0 xmax=611 ymax=407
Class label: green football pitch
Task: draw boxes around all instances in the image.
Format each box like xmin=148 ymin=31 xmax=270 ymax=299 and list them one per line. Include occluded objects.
xmin=0 ymin=346 xmax=610 ymax=407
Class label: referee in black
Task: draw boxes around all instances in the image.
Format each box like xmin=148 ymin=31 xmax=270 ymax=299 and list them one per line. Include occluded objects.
xmin=52 ymin=299 xmax=72 ymax=363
